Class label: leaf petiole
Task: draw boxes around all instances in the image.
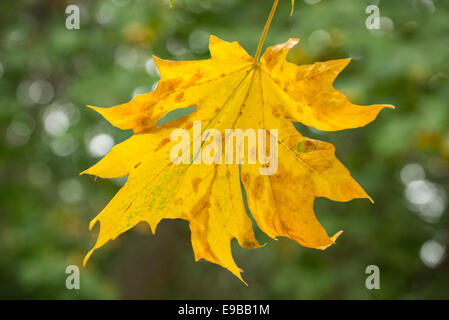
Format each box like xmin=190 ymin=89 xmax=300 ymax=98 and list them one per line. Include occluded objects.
xmin=254 ymin=0 xmax=279 ymax=64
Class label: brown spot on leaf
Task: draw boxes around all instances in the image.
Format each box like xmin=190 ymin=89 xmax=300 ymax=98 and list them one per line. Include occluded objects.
xmin=271 ymin=106 xmax=281 ymax=118
xmin=242 ymin=173 xmax=250 ymax=185
xmin=191 ymin=195 xmax=209 ymax=217
xmin=175 ymin=92 xmax=185 ymax=102
xmin=297 ymin=138 xmax=317 ymax=153
xmin=186 ymin=72 xmax=203 ymax=86
xmin=254 ymin=176 xmax=264 ymax=196
xmin=159 ymin=79 xmax=181 ymax=93
xmin=154 ymin=137 xmax=170 ymax=152
xmin=243 ymin=240 xmax=256 ymax=248
xmin=192 ymin=177 xmax=201 ymax=193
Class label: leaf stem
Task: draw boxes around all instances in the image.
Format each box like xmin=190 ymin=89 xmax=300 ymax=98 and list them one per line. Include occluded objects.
xmin=254 ymin=0 xmax=279 ymax=64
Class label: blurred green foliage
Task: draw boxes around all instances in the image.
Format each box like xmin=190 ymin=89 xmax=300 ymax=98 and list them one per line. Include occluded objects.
xmin=0 ymin=0 xmax=448 ymax=299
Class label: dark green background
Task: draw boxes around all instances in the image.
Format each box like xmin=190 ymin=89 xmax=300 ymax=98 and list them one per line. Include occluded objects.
xmin=1 ymin=0 xmax=448 ymax=299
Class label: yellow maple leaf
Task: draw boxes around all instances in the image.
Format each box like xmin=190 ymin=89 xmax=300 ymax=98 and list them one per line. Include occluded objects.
xmin=82 ymin=0 xmax=393 ymax=283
